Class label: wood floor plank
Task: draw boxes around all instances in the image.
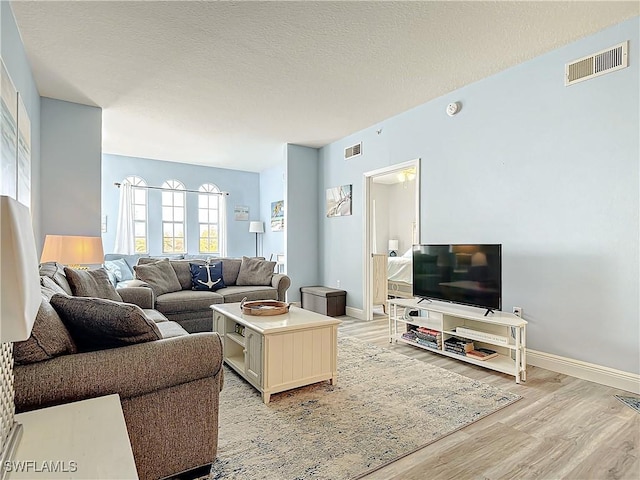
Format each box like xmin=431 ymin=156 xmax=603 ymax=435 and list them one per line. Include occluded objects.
xmin=338 ymin=316 xmax=640 ymax=480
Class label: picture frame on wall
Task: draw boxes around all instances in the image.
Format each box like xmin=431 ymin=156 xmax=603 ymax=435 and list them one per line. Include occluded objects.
xmin=271 ymin=200 xmax=284 ymax=231
xmin=234 ymin=205 xmax=249 ymax=221
xmin=326 ymin=184 xmax=352 ymax=217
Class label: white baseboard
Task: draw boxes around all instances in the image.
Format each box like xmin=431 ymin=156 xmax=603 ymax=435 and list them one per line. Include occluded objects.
xmin=528 ymin=349 xmax=640 ymax=395
xmin=345 ymin=306 xmax=365 ymax=320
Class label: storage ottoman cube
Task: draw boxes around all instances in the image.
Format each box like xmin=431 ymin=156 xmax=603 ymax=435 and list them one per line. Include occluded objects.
xmin=300 ymin=286 xmax=346 ymax=317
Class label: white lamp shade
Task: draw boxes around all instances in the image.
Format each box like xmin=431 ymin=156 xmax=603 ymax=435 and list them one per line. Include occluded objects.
xmin=249 ymin=221 xmax=264 ymax=234
xmin=40 ymin=235 xmax=105 ymax=265
xmin=388 ymin=239 xmax=399 ymax=251
xmin=0 ymin=196 xmax=40 ymax=342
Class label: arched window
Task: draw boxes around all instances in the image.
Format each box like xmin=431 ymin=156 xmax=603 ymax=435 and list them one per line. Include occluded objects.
xmin=198 ymin=183 xmax=222 ymax=254
xmin=161 ymin=180 xmax=186 ymax=253
xmin=124 ymin=175 xmax=148 ymax=253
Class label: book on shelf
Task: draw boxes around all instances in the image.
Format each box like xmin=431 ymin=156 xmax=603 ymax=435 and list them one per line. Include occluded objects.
xmin=467 ymin=347 xmax=498 ymax=360
xmin=416 ymin=338 xmax=440 ymax=349
xmin=444 ymin=336 xmax=474 ymax=352
xmin=454 ymin=326 xmax=510 ymax=345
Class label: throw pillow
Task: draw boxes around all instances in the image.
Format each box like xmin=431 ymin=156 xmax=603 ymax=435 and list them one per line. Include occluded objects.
xmin=39 ymin=262 xmax=73 ymax=295
xmin=104 ymin=258 xmax=134 ymax=282
xmin=13 ymin=295 xmax=78 ymax=365
xmin=236 ymin=256 xmax=276 ymax=286
xmin=190 ymin=262 xmax=225 ymax=291
xmin=40 ymin=276 xmax=70 ymax=299
xmin=50 ymin=294 xmax=162 ymax=352
xmin=133 ymin=258 xmax=182 ymax=297
xmin=64 ymin=267 xmax=123 ymax=302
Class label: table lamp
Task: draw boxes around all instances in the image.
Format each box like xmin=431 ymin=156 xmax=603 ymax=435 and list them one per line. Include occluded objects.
xmin=40 ymin=235 xmax=105 ymax=268
xmin=0 ymin=196 xmax=41 ymax=476
xmin=249 ymin=221 xmax=264 ymax=257
xmin=388 ymin=239 xmax=399 ymax=257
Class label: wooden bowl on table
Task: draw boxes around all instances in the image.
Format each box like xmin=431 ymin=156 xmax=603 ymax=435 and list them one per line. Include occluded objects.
xmin=240 ymin=298 xmax=290 ymax=316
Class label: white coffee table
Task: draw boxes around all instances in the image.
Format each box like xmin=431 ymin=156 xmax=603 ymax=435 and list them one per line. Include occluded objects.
xmin=211 ymin=303 xmax=340 ymax=403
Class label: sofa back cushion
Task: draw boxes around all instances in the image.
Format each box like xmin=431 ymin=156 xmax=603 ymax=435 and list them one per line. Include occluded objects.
xmin=169 ymin=259 xmax=205 ymax=290
xmin=133 ymin=258 xmax=182 ymax=297
xmin=39 ymin=262 xmax=73 ymax=295
xmin=64 ymin=267 xmax=123 ymax=302
xmin=236 ymin=256 xmax=276 ymax=286
xmin=13 ymin=294 xmax=77 ymax=365
xmin=219 ymin=258 xmax=242 ymax=286
xmin=50 ymin=294 xmax=162 ymax=352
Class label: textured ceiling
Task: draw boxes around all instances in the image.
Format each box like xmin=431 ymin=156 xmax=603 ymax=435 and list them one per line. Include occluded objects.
xmin=10 ymin=1 xmax=639 ymax=172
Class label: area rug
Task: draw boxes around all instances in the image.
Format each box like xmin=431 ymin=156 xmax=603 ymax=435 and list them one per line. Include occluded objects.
xmin=207 ymin=336 xmax=520 ymax=480
xmin=615 ymin=395 xmax=640 ymax=413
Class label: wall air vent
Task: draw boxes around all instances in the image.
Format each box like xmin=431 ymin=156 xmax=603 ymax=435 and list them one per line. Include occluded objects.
xmin=565 ymin=41 xmax=628 ymax=86
xmin=344 ymin=142 xmax=362 ymax=160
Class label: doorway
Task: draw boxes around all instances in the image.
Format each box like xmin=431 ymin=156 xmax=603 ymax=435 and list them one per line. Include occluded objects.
xmin=363 ymin=159 xmax=420 ymax=321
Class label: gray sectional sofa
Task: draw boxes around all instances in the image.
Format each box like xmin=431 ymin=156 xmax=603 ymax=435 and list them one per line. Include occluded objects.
xmin=106 ymin=254 xmax=291 ymax=333
xmin=14 ymin=262 xmax=224 ymax=480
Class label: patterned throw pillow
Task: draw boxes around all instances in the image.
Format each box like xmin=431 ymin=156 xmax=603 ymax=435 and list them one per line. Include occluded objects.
xmin=190 ymin=262 xmax=225 ymax=291
xmin=104 ymin=258 xmax=134 ymax=282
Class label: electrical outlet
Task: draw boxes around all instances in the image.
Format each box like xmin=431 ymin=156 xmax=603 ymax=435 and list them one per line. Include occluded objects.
xmin=337 ymin=280 xmax=340 ymax=288
xmin=513 ymin=306 xmax=522 ymax=317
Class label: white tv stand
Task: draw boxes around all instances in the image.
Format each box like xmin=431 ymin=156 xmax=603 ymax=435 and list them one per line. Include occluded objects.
xmin=388 ymin=298 xmax=527 ymax=383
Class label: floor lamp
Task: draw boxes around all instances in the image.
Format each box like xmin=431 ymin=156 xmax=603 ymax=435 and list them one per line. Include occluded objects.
xmin=249 ymin=221 xmax=264 ymax=257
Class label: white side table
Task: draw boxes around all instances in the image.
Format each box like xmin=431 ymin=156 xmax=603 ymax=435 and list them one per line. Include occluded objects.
xmin=6 ymin=394 xmax=138 ymax=479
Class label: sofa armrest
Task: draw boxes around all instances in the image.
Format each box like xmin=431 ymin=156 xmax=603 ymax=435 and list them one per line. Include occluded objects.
xmin=15 ymin=332 xmax=223 ymax=413
xmin=272 ymin=274 xmax=291 ymax=301
xmin=117 ymin=286 xmax=154 ymax=309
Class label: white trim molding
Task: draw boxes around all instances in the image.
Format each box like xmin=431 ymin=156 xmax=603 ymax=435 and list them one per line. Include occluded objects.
xmin=528 ymin=349 xmax=640 ymax=395
xmin=346 ymin=306 xmax=366 ymax=320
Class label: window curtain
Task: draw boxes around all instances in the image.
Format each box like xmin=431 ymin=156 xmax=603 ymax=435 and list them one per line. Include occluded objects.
xmin=114 ymin=181 xmax=135 ymax=254
xmin=219 ymin=194 xmax=227 ymax=256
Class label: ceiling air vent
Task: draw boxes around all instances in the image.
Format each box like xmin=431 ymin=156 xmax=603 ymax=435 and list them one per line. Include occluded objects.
xmin=344 ymin=142 xmax=362 ymax=160
xmin=565 ymin=41 xmax=628 ymax=86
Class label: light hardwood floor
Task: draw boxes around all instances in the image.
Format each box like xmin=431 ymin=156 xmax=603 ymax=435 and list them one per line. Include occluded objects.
xmin=339 ymin=316 xmax=639 ymax=480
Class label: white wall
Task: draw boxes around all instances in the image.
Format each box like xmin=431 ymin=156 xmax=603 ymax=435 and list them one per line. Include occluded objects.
xmin=319 ymin=17 xmax=639 ymax=375
xmin=40 ymin=98 xmax=102 ymax=239
xmin=371 ymin=183 xmax=389 ymax=254
xmin=388 ymin=179 xmax=415 ymax=254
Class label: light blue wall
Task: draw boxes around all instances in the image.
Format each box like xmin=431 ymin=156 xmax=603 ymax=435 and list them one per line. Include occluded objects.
xmin=102 ymin=154 xmax=261 ymax=257
xmin=1 ymin=2 xmax=41 ymax=247
xmin=41 ymin=98 xmax=102 ymax=238
xmin=286 ymin=144 xmax=320 ymax=302
xmin=319 ymin=17 xmax=639 ymax=375
xmin=260 ymin=162 xmax=285 ymax=261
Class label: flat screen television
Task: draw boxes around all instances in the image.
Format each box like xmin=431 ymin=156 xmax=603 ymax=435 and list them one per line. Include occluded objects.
xmin=412 ymin=244 xmax=502 ymax=312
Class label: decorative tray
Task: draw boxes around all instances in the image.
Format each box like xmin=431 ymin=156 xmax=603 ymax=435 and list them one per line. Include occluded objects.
xmin=240 ymin=299 xmax=290 ymax=316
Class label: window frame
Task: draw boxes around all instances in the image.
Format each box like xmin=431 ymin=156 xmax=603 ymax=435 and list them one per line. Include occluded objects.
xmin=124 ymin=175 xmax=149 ymax=254
xmin=161 ymin=179 xmax=186 ymax=254
xmin=198 ymin=183 xmax=222 ymax=254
